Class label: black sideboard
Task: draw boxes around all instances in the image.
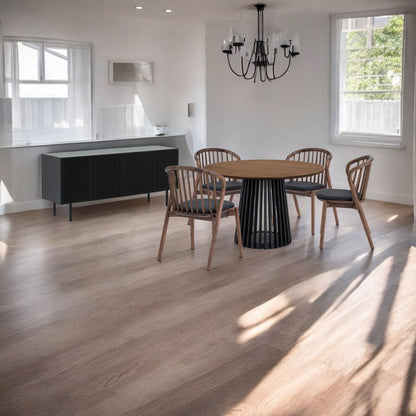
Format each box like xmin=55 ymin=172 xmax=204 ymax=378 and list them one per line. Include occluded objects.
xmin=42 ymin=145 xmax=178 ymax=221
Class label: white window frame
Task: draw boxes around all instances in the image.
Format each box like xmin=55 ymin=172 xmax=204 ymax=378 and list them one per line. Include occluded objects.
xmin=8 ymin=39 xmax=71 ymax=99
xmin=17 ymin=42 xmax=69 ymax=82
xmin=3 ymin=36 xmax=93 ymax=146
xmin=330 ymin=10 xmax=415 ymax=149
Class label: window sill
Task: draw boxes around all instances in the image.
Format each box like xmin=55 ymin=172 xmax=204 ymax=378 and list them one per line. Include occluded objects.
xmin=0 ymin=134 xmax=184 ymax=150
xmin=331 ymin=136 xmax=405 ymax=150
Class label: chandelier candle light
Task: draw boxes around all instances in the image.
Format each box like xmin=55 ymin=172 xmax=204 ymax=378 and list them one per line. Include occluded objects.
xmin=222 ymin=3 xmax=300 ymax=82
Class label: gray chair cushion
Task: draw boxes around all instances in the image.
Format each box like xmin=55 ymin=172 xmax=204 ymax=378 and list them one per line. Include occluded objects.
xmin=203 ymin=181 xmax=242 ymax=192
xmin=286 ymin=181 xmax=324 ymax=192
xmin=178 ymin=199 xmax=234 ymax=213
xmin=317 ymin=189 xmax=361 ymax=201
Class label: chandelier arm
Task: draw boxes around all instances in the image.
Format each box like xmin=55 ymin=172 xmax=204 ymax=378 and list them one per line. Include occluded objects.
xmin=270 ymin=52 xmax=279 ymax=79
xmin=264 ymin=51 xmax=277 ymax=81
xmin=245 ymin=65 xmax=257 ymax=80
xmin=283 ymin=43 xmax=292 ymax=59
xmin=271 ymin=54 xmax=293 ymax=80
xmin=253 ymin=60 xmax=259 ymax=83
xmin=266 ymin=54 xmax=274 ymax=66
xmin=263 ymin=66 xmax=270 ymax=82
xmin=227 ymin=53 xmax=244 ymax=77
xmin=241 ymin=42 xmax=258 ymax=80
xmin=240 ymin=56 xmax=254 ymax=80
xmin=260 ymin=66 xmax=266 ymax=82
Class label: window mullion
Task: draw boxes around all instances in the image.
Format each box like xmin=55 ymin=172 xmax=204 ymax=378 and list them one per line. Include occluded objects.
xmin=12 ymin=41 xmax=19 ymax=99
xmin=40 ymin=42 xmax=45 ymax=83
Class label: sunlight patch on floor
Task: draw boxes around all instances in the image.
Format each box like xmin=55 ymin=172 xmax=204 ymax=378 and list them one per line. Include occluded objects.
xmin=229 ymin=253 xmax=412 ymax=415
xmin=306 ymin=267 xmax=349 ymax=304
xmin=405 ymin=245 xmax=416 ymax=267
xmin=237 ymin=306 xmax=295 ymax=344
xmin=0 ymin=241 xmax=7 ymax=263
xmin=236 ymin=267 xmax=353 ymax=346
xmin=238 ymin=293 xmax=291 ymax=329
xmin=387 ymin=214 xmax=399 ymax=222
xmin=354 ymin=251 xmax=370 ymax=262
xmin=305 ymin=257 xmax=392 ymax=340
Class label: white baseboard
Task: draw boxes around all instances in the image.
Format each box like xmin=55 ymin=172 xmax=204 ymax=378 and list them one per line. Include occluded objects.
xmin=366 ymin=191 xmax=413 ymax=206
xmin=0 ymin=192 xmax=166 ymax=216
xmin=0 ymin=199 xmax=50 ymax=215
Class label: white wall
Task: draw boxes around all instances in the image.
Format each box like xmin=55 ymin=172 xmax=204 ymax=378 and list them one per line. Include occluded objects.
xmin=414 ymin=61 xmax=416 ymax=217
xmin=206 ymin=13 xmax=415 ymax=205
xmin=167 ymin=24 xmax=206 ymax=155
xmin=0 ymin=2 xmax=205 ymax=213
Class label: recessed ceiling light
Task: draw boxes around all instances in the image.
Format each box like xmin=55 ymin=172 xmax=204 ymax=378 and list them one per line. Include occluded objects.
xmin=135 ymin=6 xmax=143 ymax=10
xmin=164 ymin=9 xmax=172 ymax=13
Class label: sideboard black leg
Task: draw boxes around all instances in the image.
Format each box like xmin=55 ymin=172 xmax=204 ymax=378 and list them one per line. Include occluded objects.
xmin=165 ymin=190 xmax=168 ymax=206
xmin=53 ymin=202 xmax=56 ymax=216
xmin=147 ymin=193 xmax=150 ymax=202
xmin=69 ymin=203 xmax=72 ymax=222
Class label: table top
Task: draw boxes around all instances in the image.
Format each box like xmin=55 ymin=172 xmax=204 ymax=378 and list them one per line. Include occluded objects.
xmin=206 ymin=159 xmax=324 ymax=180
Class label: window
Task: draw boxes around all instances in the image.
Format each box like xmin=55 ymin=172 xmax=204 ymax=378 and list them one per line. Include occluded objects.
xmin=331 ymin=12 xmax=412 ymax=147
xmin=4 ymin=38 xmax=92 ymax=146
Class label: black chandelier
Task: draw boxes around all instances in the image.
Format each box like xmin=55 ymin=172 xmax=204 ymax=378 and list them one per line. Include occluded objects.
xmin=222 ymin=3 xmax=300 ymax=83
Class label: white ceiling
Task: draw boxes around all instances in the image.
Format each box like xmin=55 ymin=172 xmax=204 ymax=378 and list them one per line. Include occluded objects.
xmin=8 ymin=0 xmax=416 ymax=23
xmin=133 ymin=0 xmax=416 ymax=22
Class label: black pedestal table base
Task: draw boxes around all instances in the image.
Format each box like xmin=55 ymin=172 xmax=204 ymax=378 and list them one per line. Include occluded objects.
xmin=235 ymin=178 xmax=291 ymax=249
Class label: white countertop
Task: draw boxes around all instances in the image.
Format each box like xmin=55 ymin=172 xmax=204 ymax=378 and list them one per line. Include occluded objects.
xmin=46 ymin=145 xmax=177 ymax=158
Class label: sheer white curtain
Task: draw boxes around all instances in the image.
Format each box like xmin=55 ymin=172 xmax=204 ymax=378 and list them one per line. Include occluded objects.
xmin=0 ymin=24 xmax=13 ymax=146
xmin=0 ymin=23 xmax=5 ymax=98
xmin=4 ymin=39 xmax=92 ymax=145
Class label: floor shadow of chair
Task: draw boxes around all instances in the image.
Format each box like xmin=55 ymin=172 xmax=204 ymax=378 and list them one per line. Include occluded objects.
xmin=339 ymin=242 xmax=414 ymax=416
xmin=148 ymin=239 xmax=398 ymax=415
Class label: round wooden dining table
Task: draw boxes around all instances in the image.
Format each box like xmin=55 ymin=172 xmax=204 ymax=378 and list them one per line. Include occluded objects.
xmin=206 ymin=159 xmax=324 ymax=249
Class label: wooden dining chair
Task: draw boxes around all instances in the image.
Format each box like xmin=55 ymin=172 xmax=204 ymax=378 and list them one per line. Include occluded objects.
xmin=317 ymin=155 xmax=374 ymax=250
xmin=194 ymin=148 xmax=242 ymax=202
xmin=157 ymin=165 xmax=243 ymax=271
xmin=286 ymin=148 xmax=339 ymax=235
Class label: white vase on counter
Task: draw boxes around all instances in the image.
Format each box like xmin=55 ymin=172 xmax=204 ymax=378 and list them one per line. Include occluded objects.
xmin=154 ymin=126 xmax=165 ymax=136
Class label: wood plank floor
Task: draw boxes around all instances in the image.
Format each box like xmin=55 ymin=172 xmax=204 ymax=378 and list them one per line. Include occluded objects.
xmin=0 ymin=196 xmax=415 ymax=416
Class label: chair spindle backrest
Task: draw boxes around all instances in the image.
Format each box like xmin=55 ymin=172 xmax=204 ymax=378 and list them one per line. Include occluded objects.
xmin=166 ymin=166 xmax=226 ymax=215
xmin=194 ymin=148 xmax=241 ymax=185
xmin=286 ymin=148 xmax=332 ymax=185
xmin=346 ymin=155 xmax=374 ymax=201
xmin=194 ymin=148 xmax=241 ymax=169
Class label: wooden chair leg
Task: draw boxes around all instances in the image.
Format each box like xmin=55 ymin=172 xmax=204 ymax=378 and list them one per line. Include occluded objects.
xmin=319 ymin=201 xmax=328 ymax=249
xmin=293 ymin=194 xmax=301 ymax=218
xmin=333 ymin=207 xmax=339 ymax=226
xmin=157 ymin=209 xmax=171 ymax=261
xmin=234 ymin=208 xmax=243 ymax=258
xmin=311 ymin=193 xmax=315 ymax=235
xmin=190 ymin=219 xmax=195 ymax=250
xmin=207 ymin=218 xmax=221 ymax=271
xmin=357 ymin=204 xmax=374 ymax=250
xmin=229 ymin=194 xmax=234 ymax=203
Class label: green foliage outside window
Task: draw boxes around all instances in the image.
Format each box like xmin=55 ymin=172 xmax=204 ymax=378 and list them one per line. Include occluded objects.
xmin=344 ymin=15 xmax=403 ymax=100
